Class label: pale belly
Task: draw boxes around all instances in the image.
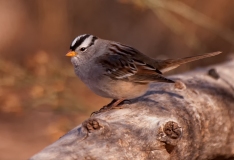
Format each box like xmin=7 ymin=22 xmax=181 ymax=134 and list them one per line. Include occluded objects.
xmin=87 ymin=77 xmax=149 ymax=100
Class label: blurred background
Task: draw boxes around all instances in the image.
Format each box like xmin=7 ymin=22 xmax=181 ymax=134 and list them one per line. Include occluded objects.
xmin=0 ymin=0 xmax=233 ymax=159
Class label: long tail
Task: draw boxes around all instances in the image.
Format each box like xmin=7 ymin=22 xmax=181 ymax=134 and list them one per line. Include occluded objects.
xmin=156 ymin=51 xmax=222 ymax=73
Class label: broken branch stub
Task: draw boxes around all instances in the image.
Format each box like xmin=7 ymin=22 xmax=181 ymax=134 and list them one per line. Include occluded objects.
xmin=30 ymin=59 xmax=234 ymax=160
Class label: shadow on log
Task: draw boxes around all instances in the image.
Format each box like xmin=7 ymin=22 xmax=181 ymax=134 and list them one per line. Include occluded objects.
xmin=30 ymin=58 xmax=234 ymax=160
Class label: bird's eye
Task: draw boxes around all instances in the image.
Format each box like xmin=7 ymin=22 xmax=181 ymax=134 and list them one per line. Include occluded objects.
xmin=80 ymin=47 xmax=86 ymax=51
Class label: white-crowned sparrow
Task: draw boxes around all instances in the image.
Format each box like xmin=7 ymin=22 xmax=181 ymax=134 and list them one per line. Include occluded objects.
xmin=66 ymin=34 xmax=221 ymax=108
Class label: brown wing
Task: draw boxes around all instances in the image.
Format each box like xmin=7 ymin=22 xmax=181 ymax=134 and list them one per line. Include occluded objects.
xmin=98 ymin=53 xmax=137 ymax=80
xmin=97 ymin=43 xmax=174 ymax=83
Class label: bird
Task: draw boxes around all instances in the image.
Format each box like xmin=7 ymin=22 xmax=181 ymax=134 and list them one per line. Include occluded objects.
xmin=66 ymin=34 xmax=221 ymax=112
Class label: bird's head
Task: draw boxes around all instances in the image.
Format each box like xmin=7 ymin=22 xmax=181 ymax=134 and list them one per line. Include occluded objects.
xmin=66 ymin=34 xmax=98 ymax=64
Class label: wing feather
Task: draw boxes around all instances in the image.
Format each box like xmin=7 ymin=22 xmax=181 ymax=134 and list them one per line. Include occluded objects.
xmin=96 ymin=43 xmax=173 ymax=83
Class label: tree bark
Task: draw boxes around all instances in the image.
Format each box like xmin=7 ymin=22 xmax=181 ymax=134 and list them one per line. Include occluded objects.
xmin=30 ymin=58 xmax=234 ymax=160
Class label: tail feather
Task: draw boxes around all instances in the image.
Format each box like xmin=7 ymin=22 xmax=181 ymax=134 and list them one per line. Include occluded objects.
xmin=157 ymin=51 xmax=222 ymax=73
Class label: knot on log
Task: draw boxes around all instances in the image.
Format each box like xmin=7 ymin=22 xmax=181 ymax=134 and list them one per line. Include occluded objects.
xmin=82 ymin=118 xmax=101 ymax=133
xmin=163 ymin=121 xmax=182 ymax=139
xmin=157 ymin=121 xmax=183 ymax=154
xmin=82 ymin=118 xmax=111 ymax=138
xmin=174 ymin=80 xmax=186 ymax=90
xmin=208 ymin=68 xmax=220 ymax=80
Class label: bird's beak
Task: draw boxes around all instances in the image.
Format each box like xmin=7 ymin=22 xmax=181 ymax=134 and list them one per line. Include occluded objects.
xmin=66 ymin=51 xmax=77 ymax=57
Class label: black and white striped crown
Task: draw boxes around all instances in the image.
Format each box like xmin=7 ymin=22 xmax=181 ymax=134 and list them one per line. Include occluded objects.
xmin=70 ymin=34 xmax=98 ymax=51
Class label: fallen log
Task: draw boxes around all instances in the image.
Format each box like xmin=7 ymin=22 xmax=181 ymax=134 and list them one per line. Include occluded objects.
xmin=30 ymin=58 xmax=234 ymax=160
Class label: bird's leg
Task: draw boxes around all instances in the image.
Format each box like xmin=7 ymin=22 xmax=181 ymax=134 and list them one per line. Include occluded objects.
xmin=90 ymin=99 xmax=125 ymax=116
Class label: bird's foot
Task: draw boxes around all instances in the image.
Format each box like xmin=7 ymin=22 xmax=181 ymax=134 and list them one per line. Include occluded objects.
xmin=91 ymin=99 xmax=126 ymax=116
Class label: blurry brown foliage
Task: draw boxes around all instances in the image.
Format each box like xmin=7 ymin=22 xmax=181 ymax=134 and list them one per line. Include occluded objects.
xmin=0 ymin=0 xmax=233 ymax=159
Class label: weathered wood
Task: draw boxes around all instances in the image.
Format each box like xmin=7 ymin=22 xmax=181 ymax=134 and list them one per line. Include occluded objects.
xmin=30 ymin=58 xmax=234 ymax=160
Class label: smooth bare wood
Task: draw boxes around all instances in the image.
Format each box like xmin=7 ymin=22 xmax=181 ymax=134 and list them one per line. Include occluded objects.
xmin=30 ymin=58 xmax=234 ymax=160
